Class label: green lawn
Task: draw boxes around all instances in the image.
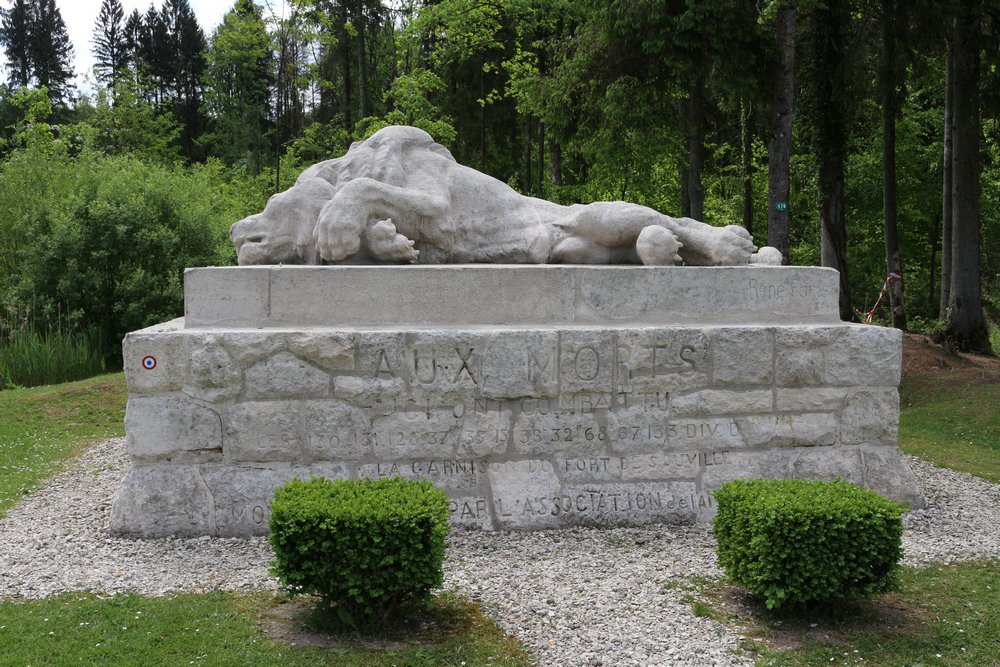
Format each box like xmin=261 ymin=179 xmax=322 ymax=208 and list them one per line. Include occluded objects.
xmin=721 ymin=560 xmax=1000 ymax=666
xmin=0 ymin=372 xmax=127 ymax=516
xmin=898 ymin=372 xmax=1000 ymax=482
xmin=0 ymin=591 xmax=532 ymax=667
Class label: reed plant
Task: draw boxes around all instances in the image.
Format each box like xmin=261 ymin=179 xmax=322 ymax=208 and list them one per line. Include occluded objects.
xmin=0 ymin=322 xmax=105 ymax=390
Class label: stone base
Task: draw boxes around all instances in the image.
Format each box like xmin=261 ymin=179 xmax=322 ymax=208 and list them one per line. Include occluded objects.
xmin=111 ymin=266 xmax=923 ymax=537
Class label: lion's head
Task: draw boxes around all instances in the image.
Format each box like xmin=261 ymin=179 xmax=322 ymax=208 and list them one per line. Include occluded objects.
xmin=230 ymin=126 xmax=454 ymax=265
xmin=230 ymin=177 xmax=335 ymax=265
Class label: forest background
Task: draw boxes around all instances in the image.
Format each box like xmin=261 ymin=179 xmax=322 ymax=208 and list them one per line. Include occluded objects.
xmin=0 ymin=0 xmax=998 ymax=388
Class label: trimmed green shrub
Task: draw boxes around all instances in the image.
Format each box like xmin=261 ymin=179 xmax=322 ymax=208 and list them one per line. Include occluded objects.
xmin=268 ymin=476 xmax=450 ymax=628
xmin=712 ymin=478 xmax=905 ymax=610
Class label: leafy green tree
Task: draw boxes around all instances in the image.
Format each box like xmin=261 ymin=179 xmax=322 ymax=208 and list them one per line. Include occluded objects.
xmin=204 ymin=0 xmax=273 ymax=173
xmin=354 ymin=67 xmax=456 ymax=145
xmin=83 ymin=81 xmax=181 ymax=162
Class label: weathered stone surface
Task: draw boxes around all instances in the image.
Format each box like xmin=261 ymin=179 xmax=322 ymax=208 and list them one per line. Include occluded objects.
xmin=110 ymin=464 xmax=215 ymax=537
xmin=333 ymin=376 xmax=405 ymax=407
xmin=664 ymin=418 xmax=744 ymax=451
xmin=458 ymin=408 xmax=513 ymax=456
xmin=701 ymin=446 xmax=865 ymax=494
xmin=840 ymin=388 xmax=899 ymax=445
xmin=479 ymin=331 xmax=559 ymax=398
xmin=775 ymin=348 xmax=825 ymax=386
xmin=559 ymin=482 xmax=702 ymax=526
xmin=826 ymin=326 xmax=902 ymax=386
xmin=245 ymin=351 xmax=330 ymax=399
xmin=224 ymin=402 xmax=302 ymax=463
xmin=115 ymin=265 xmax=923 ymax=536
xmin=446 ymin=496 xmax=493 ymax=528
xmin=606 ymin=406 xmax=672 ymax=454
xmin=201 ymin=465 xmax=302 ymax=536
xmin=400 ymin=333 xmax=485 ymax=402
xmin=735 ymin=413 xmax=839 ymax=448
xmin=184 ymin=265 xmax=843 ymax=328
xmin=217 ymin=331 xmax=286 ymax=366
xmin=615 ymin=328 xmax=710 ymax=393
xmin=775 ymin=387 xmax=848 ymax=412
xmin=860 ymin=444 xmax=925 ymax=507
xmin=184 ymin=339 xmax=242 ymax=401
xmin=671 ymin=389 xmax=773 ymax=416
xmin=125 ymin=395 xmax=222 ymax=462
xmin=184 ymin=267 xmax=269 ymax=327
xmin=487 ymin=460 xmax=563 ymax=529
xmin=287 ymin=332 xmax=355 ymax=371
xmin=512 ymin=409 xmax=608 ymax=457
xmin=123 ymin=320 xmax=187 ymax=394
xmin=369 ymin=409 xmax=462 ymax=459
xmin=713 ymin=328 xmax=773 ymax=385
xmin=302 ymin=400 xmax=371 ymax=460
xmin=357 ymin=459 xmax=479 ymax=492
xmin=775 ymin=326 xmax=842 ymax=348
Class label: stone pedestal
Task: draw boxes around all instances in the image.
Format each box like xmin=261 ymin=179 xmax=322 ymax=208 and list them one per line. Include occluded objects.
xmin=111 ymin=265 xmax=923 ymax=537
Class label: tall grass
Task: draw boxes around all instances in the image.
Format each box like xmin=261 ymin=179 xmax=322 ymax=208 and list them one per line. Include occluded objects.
xmin=0 ymin=327 xmax=106 ymax=389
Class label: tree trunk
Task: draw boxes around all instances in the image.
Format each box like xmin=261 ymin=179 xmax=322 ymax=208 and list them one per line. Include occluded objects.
xmin=479 ymin=57 xmax=486 ymax=166
xmin=815 ymin=0 xmax=853 ymax=321
xmin=881 ymin=0 xmax=906 ymax=330
xmin=767 ymin=1 xmax=795 ymax=264
xmin=944 ymin=1 xmax=990 ymax=352
xmin=929 ymin=214 xmax=940 ymax=313
xmin=537 ymin=122 xmax=545 ymax=195
xmin=357 ymin=22 xmax=369 ymax=120
xmin=550 ymin=141 xmax=562 ymax=186
xmin=678 ymin=101 xmax=690 ymax=216
xmin=687 ymin=71 xmax=707 ymax=220
xmin=340 ymin=5 xmax=353 ymax=133
xmin=522 ymin=116 xmax=533 ymax=194
xmin=741 ymin=99 xmax=754 ymax=236
xmin=939 ymin=35 xmax=954 ymax=316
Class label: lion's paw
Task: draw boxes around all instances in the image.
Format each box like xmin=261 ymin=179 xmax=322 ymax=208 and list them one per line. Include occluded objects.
xmin=636 ymin=226 xmax=683 ymax=266
xmin=367 ymin=219 xmax=420 ymax=263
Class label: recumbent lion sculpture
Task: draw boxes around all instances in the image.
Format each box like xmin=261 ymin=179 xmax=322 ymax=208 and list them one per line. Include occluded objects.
xmin=230 ymin=125 xmax=782 ymax=267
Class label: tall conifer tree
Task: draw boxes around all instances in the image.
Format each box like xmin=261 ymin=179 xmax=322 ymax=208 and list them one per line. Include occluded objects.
xmin=29 ymin=0 xmax=74 ymax=103
xmin=0 ymin=0 xmax=33 ymax=88
xmin=92 ymin=0 xmax=127 ymax=91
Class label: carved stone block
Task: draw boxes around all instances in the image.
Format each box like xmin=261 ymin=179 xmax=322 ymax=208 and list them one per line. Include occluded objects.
xmin=111 ymin=265 xmax=923 ymax=537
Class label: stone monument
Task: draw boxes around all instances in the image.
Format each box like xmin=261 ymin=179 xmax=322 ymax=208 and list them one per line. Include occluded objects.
xmin=111 ymin=127 xmax=923 ymax=537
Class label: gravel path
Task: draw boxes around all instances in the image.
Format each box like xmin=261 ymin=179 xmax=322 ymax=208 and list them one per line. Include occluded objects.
xmin=1 ymin=438 xmax=998 ymax=666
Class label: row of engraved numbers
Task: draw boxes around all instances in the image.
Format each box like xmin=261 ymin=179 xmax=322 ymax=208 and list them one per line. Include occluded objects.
xmin=322 ymin=423 xmax=670 ymax=448
xmin=517 ymin=424 xmax=666 ymax=444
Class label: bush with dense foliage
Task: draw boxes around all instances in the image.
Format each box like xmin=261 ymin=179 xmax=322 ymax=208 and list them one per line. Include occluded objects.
xmin=0 ymin=99 xmax=267 ymax=369
xmin=712 ymin=478 xmax=905 ymax=610
xmin=268 ymin=476 xmax=450 ymax=628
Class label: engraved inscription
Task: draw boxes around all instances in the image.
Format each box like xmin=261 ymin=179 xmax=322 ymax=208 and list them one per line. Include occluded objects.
xmin=745 ymin=277 xmax=814 ymax=302
xmin=494 ymin=491 xmax=714 ymax=517
xmin=449 ymin=497 xmax=489 ymax=520
xmin=231 ymin=504 xmax=269 ymax=525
